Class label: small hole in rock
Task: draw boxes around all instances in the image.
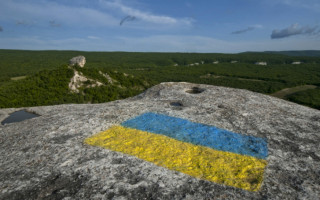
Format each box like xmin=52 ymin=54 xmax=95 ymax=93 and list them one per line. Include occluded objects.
xmin=186 ymin=87 xmax=204 ymax=94
xmin=170 ymin=102 xmax=183 ymax=107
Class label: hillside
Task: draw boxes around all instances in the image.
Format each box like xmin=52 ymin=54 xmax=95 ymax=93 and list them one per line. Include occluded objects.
xmin=264 ymin=50 xmax=320 ymax=57
xmin=1 ymin=49 xmax=320 ymax=80
xmin=1 ymin=50 xmax=320 ymax=109
xmin=1 ymin=82 xmax=319 ymax=199
xmin=0 ymin=57 xmax=149 ymax=108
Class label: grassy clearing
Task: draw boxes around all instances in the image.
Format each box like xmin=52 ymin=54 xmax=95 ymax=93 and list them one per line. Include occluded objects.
xmin=200 ymin=74 xmax=264 ymax=82
xmin=271 ymin=85 xmax=318 ymax=99
xmin=286 ymin=88 xmax=320 ymax=109
xmin=11 ymin=76 xmax=27 ymax=81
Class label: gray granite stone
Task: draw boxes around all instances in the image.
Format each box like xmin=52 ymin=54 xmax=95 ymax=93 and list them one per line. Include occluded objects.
xmin=0 ymin=82 xmax=319 ymax=199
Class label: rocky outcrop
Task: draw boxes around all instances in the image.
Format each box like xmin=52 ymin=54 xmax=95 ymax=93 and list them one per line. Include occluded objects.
xmin=68 ymin=70 xmax=103 ymax=93
xmin=0 ymin=82 xmax=319 ymax=199
xmin=68 ymin=56 xmax=103 ymax=93
xmin=69 ymin=56 xmax=86 ymax=68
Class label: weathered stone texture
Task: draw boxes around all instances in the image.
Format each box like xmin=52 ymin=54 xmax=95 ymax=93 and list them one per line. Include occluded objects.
xmin=69 ymin=56 xmax=86 ymax=68
xmin=0 ymin=82 xmax=319 ymax=199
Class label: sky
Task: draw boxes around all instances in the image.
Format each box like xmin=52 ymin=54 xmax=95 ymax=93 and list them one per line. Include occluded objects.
xmin=0 ymin=0 xmax=320 ymax=53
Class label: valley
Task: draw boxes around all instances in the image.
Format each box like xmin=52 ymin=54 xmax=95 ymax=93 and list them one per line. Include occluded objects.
xmin=0 ymin=49 xmax=319 ymax=109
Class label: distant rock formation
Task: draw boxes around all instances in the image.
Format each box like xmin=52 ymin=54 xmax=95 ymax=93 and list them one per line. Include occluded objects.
xmin=0 ymin=82 xmax=319 ymax=199
xmin=68 ymin=56 xmax=103 ymax=93
xmin=292 ymin=61 xmax=302 ymax=65
xmin=255 ymin=61 xmax=267 ymax=65
xmin=69 ymin=56 xmax=86 ymax=68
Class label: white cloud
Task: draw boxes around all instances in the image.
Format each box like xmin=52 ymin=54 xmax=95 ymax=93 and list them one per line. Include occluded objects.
xmin=0 ymin=36 xmax=119 ymax=51
xmin=232 ymin=27 xmax=255 ymax=34
xmin=15 ymin=20 xmax=36 ymax=26
xmin=269 ymin=0 xmax=320 ymax=12
xmin=253 ymin=25 xmax=264 ymax=29
xmin=0 ymin=0 xmax=118 ymax=27
xmin=0 ymin=0 xmax=193 ymax=30
xmin=88 ymin=36 xmax=100 ymax=39
xmin=116 ymin=35 xmax=320 ymax=53
xmin=271 ymin=24 xmax=319 ymax=39
xmin=231 ymin=24 xmax=263 ymax=35
xmin=1 ymin=34 xmax=319 ymax=53
xmin=99 ymin=0 xmax=193 ymax=26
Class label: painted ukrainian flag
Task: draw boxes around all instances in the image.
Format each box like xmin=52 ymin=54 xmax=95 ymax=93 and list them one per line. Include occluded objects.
xmin=85 ymin=112 xmax=268 ymax=191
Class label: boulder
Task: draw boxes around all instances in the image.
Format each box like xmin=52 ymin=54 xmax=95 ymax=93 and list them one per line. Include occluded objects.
xmin=0 ymin=82 xmax=319 ymax=199
xmin=69 ymin=56 xmax=86 ymax=68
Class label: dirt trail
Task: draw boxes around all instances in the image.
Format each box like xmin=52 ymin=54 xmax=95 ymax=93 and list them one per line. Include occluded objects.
xmin=11 ymin=76 xmax=26 ymax=81
xmin=200 ymin=74 xmax=264 ymax=82
xmin=271 ymin=85 xmax=318 ymax=99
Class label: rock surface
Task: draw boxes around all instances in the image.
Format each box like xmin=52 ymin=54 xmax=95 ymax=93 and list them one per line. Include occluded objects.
xmin=69 ymin=56 xmax=86 ymax=68
xmin=0 ymin=82 xmax=319 ymax=200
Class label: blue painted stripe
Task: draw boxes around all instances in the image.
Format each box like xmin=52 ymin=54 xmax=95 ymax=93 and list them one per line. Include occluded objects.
xmin=121 ymin=112 xmax=268 ymax=159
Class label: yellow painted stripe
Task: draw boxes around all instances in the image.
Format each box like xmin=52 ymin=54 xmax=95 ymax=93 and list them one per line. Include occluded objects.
xmin=85 ymin=126 xmax=267 ymax=191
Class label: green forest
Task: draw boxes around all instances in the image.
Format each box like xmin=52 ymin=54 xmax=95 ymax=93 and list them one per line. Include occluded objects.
xmin=287 ymin=88 xmax=320 ymax=110
xmin=0 ymin=63 xmax=149 ymax=108
xmin=0 ymin=49 xmax=319 ymax=109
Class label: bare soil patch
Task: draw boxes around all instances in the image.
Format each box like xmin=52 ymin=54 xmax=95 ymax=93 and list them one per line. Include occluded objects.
xmin=11 ymin=76 xmax=26 ymax=81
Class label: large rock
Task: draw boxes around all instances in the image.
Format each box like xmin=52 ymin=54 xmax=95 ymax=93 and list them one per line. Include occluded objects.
xmin=69 ymin=56 xmax=86 ymax=68
xmin=0 ymin=82 xmax=319 ymax=199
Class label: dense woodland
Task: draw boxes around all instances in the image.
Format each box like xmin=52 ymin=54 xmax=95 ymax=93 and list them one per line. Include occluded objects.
xmin=264 ymin=50 xmax=320 ymax=57
xmin=0 ymin=49 xmax=319 ymax=109
xmin=0 ymin=64 xmax=149 ymax=108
